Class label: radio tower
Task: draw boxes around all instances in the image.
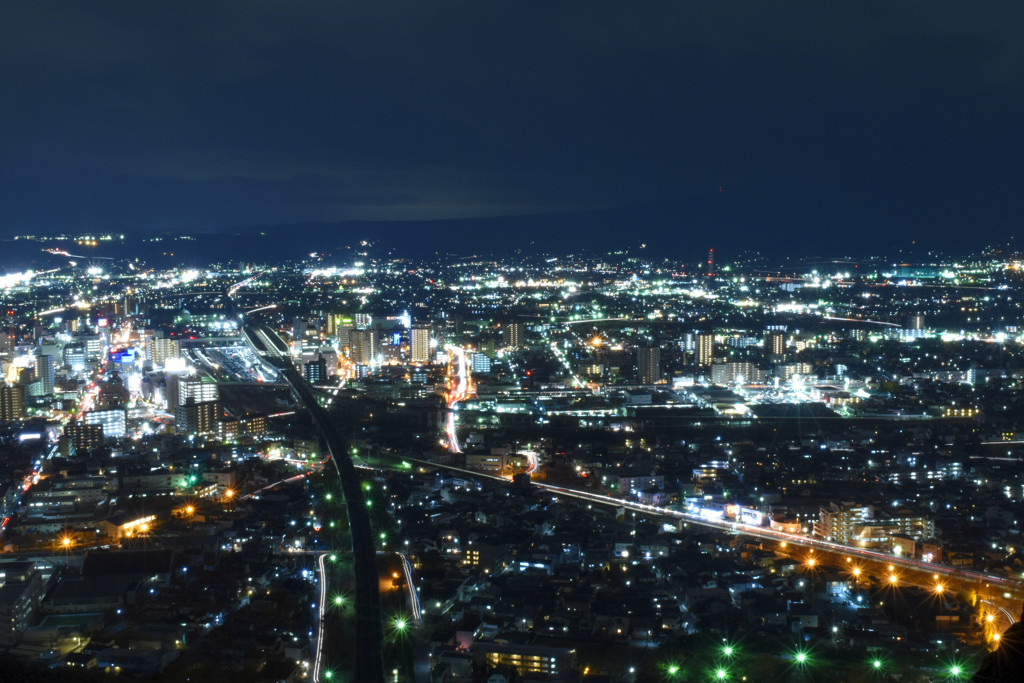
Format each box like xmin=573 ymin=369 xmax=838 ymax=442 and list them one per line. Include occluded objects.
xmin=706 ymin=248 xmax=715 ymax=278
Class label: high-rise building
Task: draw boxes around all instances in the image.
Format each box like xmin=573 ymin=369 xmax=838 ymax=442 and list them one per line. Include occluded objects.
xmin=765 ymin=330 xmax=786 ymax=358
xmin=175 ymin=399 xmax=222 ymax=435
xmin=813 ymin=502 xmax=867 ymax=545
xmin=83 ymin=408 xmax=127 ymax=439
xmin=0 ymin=384 xmax=26 ymax=422
xmin=66 ymin=421 xmax=104 ymax=453
xmin=81 ymin=335 xmax=105 ymax=362
xmin=148 ymin=336 xmax=180 ymax=367
xmin=34 ymin=354 xmax=55 ymax=396
xmin=695 ymin=332 xmax=714 ymax=368
xmin=470 ymin=352 xmax=492 ymax=374
xmin=63 ymin=344 xmax=87 ymax=371
xmin=303 ymin=354 xmax=328 ymax=384
xmin=503 ymin=322 xmax=524 ymax=349
xmin=168 ymin=375 xmax=219 ymax=412
xmin=349 ymin=329 xmax=373 ymax=365
xmin=636 ymin=346 xmax=661 ymax=384
xmin=410 ymin=326 xmax=431 ymax=364
xmin=337 ymin=325 xmax=355 ymax=351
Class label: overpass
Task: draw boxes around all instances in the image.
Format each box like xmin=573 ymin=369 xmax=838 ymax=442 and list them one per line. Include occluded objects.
xmin=240 ymin=322 xmax=385 ymax=683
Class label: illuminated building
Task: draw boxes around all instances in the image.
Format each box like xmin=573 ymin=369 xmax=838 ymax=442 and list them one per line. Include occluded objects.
xmin=63 ymin=344 xmax=86 ymax=371
xmin=350 ymin=329 xmax=377 ymax=364
xmin=216 ymin=412 xmax=266 ymax=440
xmin=0 ymin=384 xmax=26 ymax=421
xmin=147 ymin=335 xmax=180 ymax=367
xmin=175 ymin=399 xmax=222 ymax=435
xmin=66 ymin=421 xmax=104 ymax=453
xmin=711 ymin=361 xmax=764 ymax=385
xmin=636 ymin=346 xmax=661 ymax=384
xmin=410 ymin=325 xmax=431 ymax=363
xmin=502 ymin=322 xmax=523 ymax=349
xmin=473 ymin=642 xmax=576 ymax=679
xmin=168 ymin=375 xmax=218 ymax=412
xmin=303 ymin=354 xmax=328 ymax=383
xmin=34 ymin=353 xmax=55 ymax=396
xmin=813 ymin=501 xmax=868 ymax=544
xmin=83 ymin=408 xmax=127 ymax=439
xmin=765 ymin=330 xmax=786 ymax=358
xmin=695 ymin=332 xmax=714 ymax=367
xmin=470 ymin=352 xmax=492 ymax=374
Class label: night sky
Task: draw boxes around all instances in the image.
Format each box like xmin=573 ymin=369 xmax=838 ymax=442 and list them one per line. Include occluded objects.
xmin=1 ymin=2 xmax=1022 ymax=254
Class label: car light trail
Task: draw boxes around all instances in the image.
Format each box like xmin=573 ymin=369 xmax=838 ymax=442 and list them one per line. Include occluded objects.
xmin=443 ymin=345 xmax=473 ymax=453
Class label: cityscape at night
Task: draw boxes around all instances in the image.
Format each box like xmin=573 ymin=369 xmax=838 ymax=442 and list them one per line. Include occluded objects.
xmin=1 ymin=241 xmax=1023 ymax=682
xmin=3 ymin=2 xmax=1024 ymax=682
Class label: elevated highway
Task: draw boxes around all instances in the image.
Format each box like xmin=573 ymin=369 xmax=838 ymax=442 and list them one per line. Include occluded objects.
xmin=240 ymin=321 xmax=385 ymax=683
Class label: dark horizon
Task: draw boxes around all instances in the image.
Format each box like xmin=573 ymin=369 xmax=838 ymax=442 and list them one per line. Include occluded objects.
xmin=2 ymin=2 xmax=1023 ymax=251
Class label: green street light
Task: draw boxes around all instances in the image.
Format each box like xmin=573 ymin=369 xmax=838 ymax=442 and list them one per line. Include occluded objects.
xmin=715 ymin=668 xmax=728 ymax=680
xmin=722 ymin=645 xmax=734 ymax=657
xmin=325 ymin=493 xmax=332 ymax=501
xmin=667 ymin=664 xmax=680 ymax=677
xmin=394 ymin=618 xmax=407 ymax=631
xmin=949 ymin=664 xmax=963 ymax=679
xmin=329 ymin=554 xmax=337 ymax=562
xmin=324 ymin=671 xmax=333 ymax=680
xmin=333 ymin=595 xmax=345 ymax=606
xmin=872 ymin=659 xmax=882 ymax=669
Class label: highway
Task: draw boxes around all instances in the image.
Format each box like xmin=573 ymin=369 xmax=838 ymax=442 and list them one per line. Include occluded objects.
xmin=235 ymin=307 xmax=385 ymax=683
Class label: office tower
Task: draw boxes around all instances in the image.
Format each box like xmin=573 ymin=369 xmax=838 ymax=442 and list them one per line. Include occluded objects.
xmin=503 ymin=322 xmax=524 ymax=349
xmin=34 ymin=354 xmax=55 ymax=396
xmin=637 ymin=346 xmax=661 ymax=384
xmin=695 ymin=332 xmax=714 ymax=367
xmin=0 ymin=384 xmax=26 ymax=421
xmin=410 ymin=325 xmax=431 ymax=363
